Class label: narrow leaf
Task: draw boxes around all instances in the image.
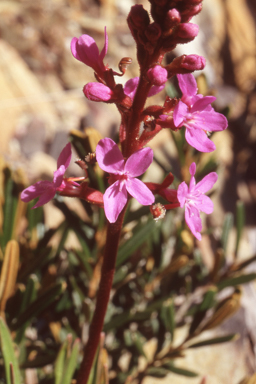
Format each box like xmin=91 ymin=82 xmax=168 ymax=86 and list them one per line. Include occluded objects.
xmin=0 ymin=317 xmax=21 ymax=384
xmin=188 ymin=333 xmax=239 ymax=348
xmin=62 ymin=339 xmax=80 ymax=384
xmin=218 ymin=273 xmax=256 ymax=290
xmin=221 ymin=213 xmax=234 ymax=253
xmin=235 ymin=201 xmax=245 ymax=256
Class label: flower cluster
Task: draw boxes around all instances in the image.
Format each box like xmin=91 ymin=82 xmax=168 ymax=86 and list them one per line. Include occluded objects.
xmin=21 ymin=0 xmax=228 ymax=242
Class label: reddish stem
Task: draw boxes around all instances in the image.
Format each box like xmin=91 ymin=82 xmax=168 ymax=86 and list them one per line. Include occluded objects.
xmin=76 ymin=209 xmax=125 ymax=384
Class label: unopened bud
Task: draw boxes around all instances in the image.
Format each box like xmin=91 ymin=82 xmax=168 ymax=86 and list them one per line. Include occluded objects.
xmin=166 ymin=54 xmax=205 ymax=77
xmin=147 ymin=65 xmax=168 ymax=86
xmin=150 ymin=203 xmax=166 ymax=221
xmin=180 ymin=54 xmax=206 ymax=71
xmin=128 ymin=5 xmax=150 ymax=30
xmin=176 ymin=23 xmax=199 ymax=39
xmin=83 ymin=83 xmax=114 ymax=102
xmin=164 ymin=9 xmax=181 ymax=29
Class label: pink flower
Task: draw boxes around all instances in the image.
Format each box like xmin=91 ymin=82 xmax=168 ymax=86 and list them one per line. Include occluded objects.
xmin=124 ymin=77 xmax=165 ymax=100
xmin=96 ymin=138 xmax=155 ymax=223
xmin=173 ymin=74 xmax=228 ymax=152
xmin=71 ymin=27 xmax=108 ymax=75
xmin=21 ymin=143 xmax=76 ymax=208
xmin=177 ymin=162 xmax=218 ymax=241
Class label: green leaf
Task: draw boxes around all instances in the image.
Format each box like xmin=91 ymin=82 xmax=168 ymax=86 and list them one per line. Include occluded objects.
xmin=147 ymin=367 xmax=168 ymax=378
xmin=54 ymin=340 xmax=68 ymax=384
xmin=163 ymin=362 xmax=198 ymax=377
xmin=116 ymin=219 xmax=156 ymax=267
xmin=62 ymin=339 xmax=80 ymax=384
xmin=235 ymin=201 xmax=245 ymax=255
xmin=221 ymin=213 xmax=234 ymax=253
xmin=0 ymin=317 xmax=21 ymax=384
xmin=188 ymin=333 xmax=238 ymax=348
xmin=11 ymin=282 xmax=66 ymax=330
xmin=160 ymin=299 xmax=175 ymax=340
xmin=133 ymin=332 xmax=147 ymax=359
xmin=217 ymin=273 xmax=256 ymax=290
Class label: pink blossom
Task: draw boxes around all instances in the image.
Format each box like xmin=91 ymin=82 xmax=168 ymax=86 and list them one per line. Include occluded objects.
xmin=177 ymin=162 xmax=218 ymax=241
xmin=21 ymin=143 xmax=77 ymax=208
xmin=173 ymin=74 xmax=228 ymax=152
xmin=124 ymin=77 xmax=165 ymax=100
xmin=96 ymin=138 xmax=155 ymax=223
xmin=71 ymin=27 xmax=108 ymax=75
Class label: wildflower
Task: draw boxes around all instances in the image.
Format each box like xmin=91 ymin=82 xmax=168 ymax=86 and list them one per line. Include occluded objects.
xmin=173 ymin=73 xmax=228 ymax=152
xmin=96 ymin=138 xmax=155 ymax=223
xmin=21 ymin=143 xmax=77 ymax=208
xmin=177 ymin=162 xmax=218 ymax=240
xmin=71 ymin=27 xmax=108 ymax=76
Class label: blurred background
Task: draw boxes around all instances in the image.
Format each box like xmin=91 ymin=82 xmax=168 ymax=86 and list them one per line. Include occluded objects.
xmin=0 ymin=0 xmax=256 ymax=383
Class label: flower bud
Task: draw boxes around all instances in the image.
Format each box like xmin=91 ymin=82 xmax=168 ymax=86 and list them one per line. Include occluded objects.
xmin=180 ymin=54 xmax=206 ymax=71
xmin=164 ymin=9 xmax=181 ymax=29
xmin=147 ymin=65 xmax=168 ymax=86
xmin=83 ymin=83 xmax=114 ymax=102
xmin=128 ymin=5 xmax=150 ymax=30
xmin=166 ymin=54 xmax=205 ymax=77
xmin=176 ymin=23 xmax=199 ymax=39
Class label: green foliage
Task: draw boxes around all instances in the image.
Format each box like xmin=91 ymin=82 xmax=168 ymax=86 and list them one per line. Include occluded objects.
xmin=0 ymin=139 xmax=254 ymax=384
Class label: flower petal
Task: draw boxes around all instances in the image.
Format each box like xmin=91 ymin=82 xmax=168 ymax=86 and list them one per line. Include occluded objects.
xmin=173 ymin=100 xmax=188 ymax=127
xmin=185 ymin=127 xmax=216 ymax=152
xmin=192 ymin=110 xmax=228 ymax=132
xmin=57 ymin=143 xmax=72 ymax=170
xmin=53 ymin=166 xmax=65 ymax=187
xmin=190 ymin=96 xmax=216 ymax=113
xmin=196 ymin=172 xmax=218 ymax=193
xmin=125 ymin=147 xmax=153 ymax=177
xmin=21 ymin=181 xmax=54 ymax=202
xmin=177 ymin=181 xmax=188 ymax=208
xmin=185 ymin=205 xmax=202 ymax=240
xmin=32 ymin=188 xmax=56 ymax=209
xmin=148 ymin=84 xmax=166 ymax=97
xmin=196 ymin=194 xmax=214 ymax=214
xmin=96 ymin=138 xmax=125 ymax=173
xmin=99 ymin=26 xmax=108 ymax=61
xmin=103 ymin=181 xmax=127 ymax=223
xmin=126 ymin=178 xmax=155 ymax=205
xmin=177 ymin=73 xmax=197 ymax=97
xmin=123 ymin=77 xmax=139 ymax=100
xmin=189 ymin=162 xmax=196 ymax=177
xmin=71 ymin=35 xmax=102 ymax=72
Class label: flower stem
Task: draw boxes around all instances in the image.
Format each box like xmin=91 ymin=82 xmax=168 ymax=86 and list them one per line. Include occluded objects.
xmin=76 ymin=209 xmax=125 ymax=384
